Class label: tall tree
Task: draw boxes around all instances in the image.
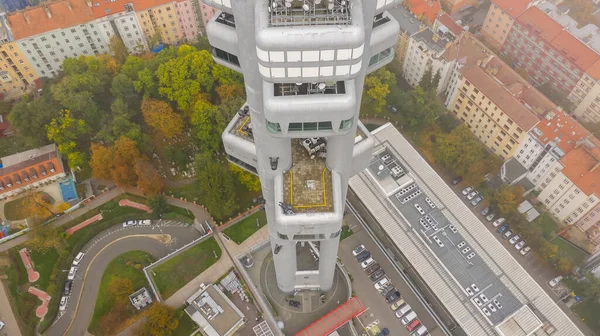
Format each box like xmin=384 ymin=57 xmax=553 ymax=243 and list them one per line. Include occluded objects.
xmin=362 ymin=68 xmax=396 ymax=114
xmin=189 ymin=99 xmax=225 ymax=154
xmin=109 ymin=35 xmax=129 ymax=64
xmin=555 ymin=257 xmax=573 ymax=275
xmin=134 ymin=303 xmax=179 ymax=336
xmin=431 ymin=70 xmax=442 ymax=90
xmin=229 ymin=164 xmax=261 ymax=192
xmin=19 ymin=192 xmax=56 ymax=222
xmin=147 ymin=194 xmax=168 ymax=215
xmin=539 ymin=241 xmax=559 ymax=263
xmin=46 ymin=109 xmax=92 ymax=169
xmin=8 ymin=94 xmax=60 ymax=147
xmin=493 ymin=185 xmax=524 ymax=216
xmin=112 ymin=136 xmax=141 ymax=185
xmin=89 ymin=143 xmax=114 ymax=179
xmin=27 ymin=225 xmax=63 ymax=253
xmin=135 ymin=158 xmax=164 ymax=195
xmin=141 ymin=98 xmax=184 ymax=139
xmin=418 ymin=67 xmax=434 ymax=90
xmin=195 ymin=154 xmax=238 ymax=220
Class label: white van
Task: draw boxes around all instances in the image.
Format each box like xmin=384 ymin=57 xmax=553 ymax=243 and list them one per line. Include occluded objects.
xmin=401 ymin=311 xmax=418 ymax=325
xmin=72 ymin=252 xmax=85 ymax=266
xmin=411 ymin=325 xmax=428 ymax=336
xmin=395 ymin=304 xmax=412 ymax=318
xmin=67 ymin=267 xmax=78 ymax=280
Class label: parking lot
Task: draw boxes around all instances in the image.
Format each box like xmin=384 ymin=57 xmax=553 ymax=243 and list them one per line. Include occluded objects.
xmin=339 ymin=220 xmax=444 ymax=336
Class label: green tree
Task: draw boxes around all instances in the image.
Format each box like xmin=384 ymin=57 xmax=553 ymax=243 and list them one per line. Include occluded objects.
xmin=362 ymin=68 xmax=396 ymax=114
xmin=230 ymin=164 xmax=261 ymax=192
xmin=189 ymin=99 xmax=225 ymax=154
xmin=147 ymin=194 xmax=168 ymax=215
xmin=555 ymin=257 xmax=573 ymax=275
xmin=583 ymin=272 xmax=600 ymax=300
xmin=8 ymin=94 xmax=60 ymax=147
xmin=109 ymin=35 xmax=128 ymax=64
xmin=493 ymin=185 xmax=524 ymax=216
xmin=539 ymin=241 xmax=559 ymax=263
xmin=195 ymin=153 xmax=238 ymax=220
xmin=134 ymin=303 xmax=179 ymax=336
xmin=418 ymin=67 xmax=434 ymax=90
xmin=46 ymin=110 xmax=92 ymax=169
xmin=405 ymin=86 xmax=444 ymax=129
xmin=431 ymin=70 xmax=442 ymax=90
xmin=110 ymin=73 xmax=139 ymax=104
xmin=121 ymin=55 xmax=146 ymax=79
xmin=28 ymin=225 xmax=62 ymax=253
xmin=134 ymin=68 xmax=158 ymax=98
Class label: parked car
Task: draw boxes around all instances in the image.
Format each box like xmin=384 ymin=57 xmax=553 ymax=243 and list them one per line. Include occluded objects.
xmin=360 ymin=257 xmax=375 ymax=269
xmin=509 ymin=235 xmax=521 ymax=245
xmin=387 ymin=105 xmax=398 ymax=113
xmin=486 ymin=213 xmax=496 ymax=222
xmin=380 ymin=285 xmax=395 ymax=297
xmin=72 ymin=252 xmax=85 ymax=266
xmin=376 ymin=328 xmax=389 ymax=336
xmin=471 ymin=196 xmax=483 ymax=206
xmin=401 ymin=311 xmax=418 ymax=326
xmin=352 ymin=244 xmax=366 ymax=256
xmin=356 ymin=251 xmax=371 ymax=263
xmin=467 ymin=191 xmax=479 ymax=200
xmin=503 ymin=230 xmax=513 ymax=240
xmin=452 ymin=177 xmax=463 ymax=185
xmin=374 ymin=277 xmax=391 ymax=290
xmin=390 ymin=299 xmax=406 ymax=311
xmin=122 ymin=220 xmax=137 ymax=228
xmin=59 ymin=296 xmax=68 ymax=311
xmin=395 ymin=304 xmax=412 ymax=318
xmin=386 ymin=290 xmax=401 ymax=303
xmin=365 ymin=263 xmax=380 ymax=275
xmin=370 ymin=269 xmax=385 ymax=282
xmin=67 ymin=266 xmax=78 ymax=280
xmin=480 ymin=207 xmax=491 ymax=216
xmin=520 ymin=246 xmax=531 ymax=255
xmin=407 ymin=319 xmax=421 ymax=332
xmin=412 ymin=325 xmax=428 ymax=336
xmin=461 ymin=186 xmax=473 ymax=195
xmin=497 ymin=223 xmax=509 ymax=234
xmin=63 ymin=280 xmax=73 ymax=295
xmin=549 ymin=276 xmax=563 ymax=287
xmin=0 ymin=321 xmax=5 ymax=331
xmin=515 ymin=241 xmax=526 ymax=250
xmin=492 ymin=218 xmax=505 ymax=227
xmin=139 ymin=219 xmax=152 ymax=225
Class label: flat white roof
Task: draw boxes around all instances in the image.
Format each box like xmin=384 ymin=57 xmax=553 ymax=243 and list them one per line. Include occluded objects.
xmin=348 ymin=123 xmax=583 ymax=336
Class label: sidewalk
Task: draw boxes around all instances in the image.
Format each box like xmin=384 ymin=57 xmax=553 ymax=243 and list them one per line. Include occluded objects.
xmin=0 ymin=281 xmax=22 ymax=336
xmin=220 ymin=225 xmax=270 ymax=257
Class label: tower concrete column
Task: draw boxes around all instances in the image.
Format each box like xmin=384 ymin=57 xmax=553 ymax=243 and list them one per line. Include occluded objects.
xmin=318 ymin=238 xmax=340 ymax=291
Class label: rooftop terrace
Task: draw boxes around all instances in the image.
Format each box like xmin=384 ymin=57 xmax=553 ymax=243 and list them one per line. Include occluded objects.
xmin=268 ymin=0 xmax=352 ymax=27
xmin=229 ymin=107 xmax=254 ymax=144
xmin=283 ymin=139 xmax=333 ymax=214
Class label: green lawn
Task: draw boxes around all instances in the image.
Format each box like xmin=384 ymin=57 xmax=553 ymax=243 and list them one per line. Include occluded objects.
xmin=552 ymin=237 xmax=589 ymax=266
xmin=88 ymin=250 xmax=156 ymax=335
xmin=222 ymin=210 xmax=266 ymax=244
xmin=29 ymin=248 xmax=60 ymax=291
xmin=534 ymin=213 xmax=559 ymax=239
xmin=562 ymin=278 xmax=600 ymax=334
xmin=152 ymin=237 xmax=222 ymax=299
xmin=4 ymin=192 xmax=55 ymax=221
xmin=172 ymin=309 xmax=199 ymax=336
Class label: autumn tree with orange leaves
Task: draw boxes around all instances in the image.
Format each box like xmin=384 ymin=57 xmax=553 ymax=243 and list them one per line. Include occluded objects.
xmin=141 ymin=98 xmax=184 ymax=139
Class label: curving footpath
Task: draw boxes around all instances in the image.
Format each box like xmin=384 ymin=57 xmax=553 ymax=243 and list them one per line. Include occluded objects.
xmin=45 ymin=223 xmax=204 ymax=336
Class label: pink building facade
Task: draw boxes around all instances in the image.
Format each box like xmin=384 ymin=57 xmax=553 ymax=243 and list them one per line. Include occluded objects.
xmin=199 ymin=0 xmax=218 ymax=29
xmin=176 ymin=0 xmax=200 ymax=42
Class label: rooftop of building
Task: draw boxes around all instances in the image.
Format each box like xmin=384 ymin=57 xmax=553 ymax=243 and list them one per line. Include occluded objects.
xmin=516 ymin=6 xmax=564 ymax=43
xmin=1 ymin=144 xmax=58 ymax=167
xmin=459 ymin=58 xmax=541 ymax=131
xmin=436 ymin=13 xmax=463 ymax=37
xmin=350 ymin=123 xmax=583 ymax=335
xmin=549 ymin=30 xmax=600 ymax=71
xmin=185 ymin=284 xmax=244 ymax=336
xmin=405 ymin=0 xmax=441 ymax=25
xmin=561 ymin=137 xmax=600 ymax=196
xmin=92 ymin=0 xmax=174 ymax=18
xmin=390 ymin=4 xmax=422 ymax=35
xmin=491 ymin=0 xmax=531 ymax=19
xmin=531 ymin=109 xmax=591 ymax=155
xmin=7 ymin=0 xmax=96 ymax=40
xmin=0 ymin=151 xmax=65 ymax=196
xmin=442 ymin=32 xmax=491 ymax=65
xmin=412 ymin=27 xmax=449 ymax=54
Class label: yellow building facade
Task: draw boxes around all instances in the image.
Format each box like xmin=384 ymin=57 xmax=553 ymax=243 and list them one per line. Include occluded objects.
xmin=0 ymin=42 xmax=39 ymax=99
xmin=136 ymin=2 xmax=183 ymax=46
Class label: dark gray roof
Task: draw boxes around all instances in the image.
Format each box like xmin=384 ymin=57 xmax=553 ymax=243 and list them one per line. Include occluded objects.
xmin=388 ymin=5 xmax=421 ymax=35
xmin=413 ymin=28 xmax=448 ymax=53
xmin=503 ymin=158 xmax=528 ymax=184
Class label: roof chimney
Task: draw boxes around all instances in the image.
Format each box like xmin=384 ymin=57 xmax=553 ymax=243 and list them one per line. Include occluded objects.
xmin=23 ymin=13 xmax=30 ymax=24
xmin=43 ymin=5 xmax=51 ymax=18
xmin=66 ymin=1 xmax=72 ymax=11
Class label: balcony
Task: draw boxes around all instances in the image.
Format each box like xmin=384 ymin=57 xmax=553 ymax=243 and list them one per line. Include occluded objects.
xmin=282 ymin=139 xmax=333 ymax=214
xmin=268 ymin=0 xmax=351 ymax=27
xmin=367 ymin=47 xmax=394 ymax=74
xmin=222 ymin=105 xmax=257 ymax=174
xmin=274 ymin=81 xmax=345 ymax=96
xmin=206 ymin=11 xmax=238 ymax=56
xmin=370 ymin=11 xmax=399 ymax=56
xmin=212 ymin=48 xmax=241 ymax=72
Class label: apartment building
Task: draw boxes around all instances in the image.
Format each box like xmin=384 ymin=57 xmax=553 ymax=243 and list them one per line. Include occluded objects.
xmin=480 ymin=0 xmax=532 ymax=50
xmin=211 ymin=0 xmax=400 ymax=292
xmin=538 ymin=138 xmax=600 ymax=223
xmin=440 ymin=0 xmax=476 ymax=15
xmin=403 ymin=28 xmax=449 ymax=88
xmin=7 ymin=0 xmax=114 ymax=78
xmin=447 ymin=57 xmax=540 ymax=159
xmin=198 ymin=0 xmax=218 ymax=30
xmin=394 ymin=5 xmax=422 ymax=68
xmin=501 ymin=6 xmax=599 ymax=104
xmin=509 ymin=110 xmax=590 ymax=189
xmin=136 ymin=1 xmax=183 ymax=45
xmin=0 ymin=14 xmax=39 ymax=99
xmin=90 ymin=0 xmax=148 ymax=53
xmin=175 ymin=0 xmax=200 ymax=42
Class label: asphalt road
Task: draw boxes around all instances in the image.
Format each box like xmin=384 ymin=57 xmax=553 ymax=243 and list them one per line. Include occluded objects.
xmin=45 ymin=223 xmax=203 ymax=336
xmin=340 ymin=224 xmax=443 ymax=336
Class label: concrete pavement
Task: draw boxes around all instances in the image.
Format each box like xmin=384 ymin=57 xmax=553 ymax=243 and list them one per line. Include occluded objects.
xmin=0 ymin=280 xmax=22 ymax=336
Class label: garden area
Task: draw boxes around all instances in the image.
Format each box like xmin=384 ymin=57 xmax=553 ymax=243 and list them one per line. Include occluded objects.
xmin=0 ymin=192 xmax=194 ymax=335
xmin=4 ymin=192 xmax=55 ymax=221
xmin=88 ymin=250 xmax=156 ymax=335
xmin=222 ymin=210 xmax=266 ymax=244
xmin=151 ymin=237 xmax=222 ymax=300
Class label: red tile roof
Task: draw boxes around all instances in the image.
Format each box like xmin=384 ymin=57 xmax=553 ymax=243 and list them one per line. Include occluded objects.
xmin=550 ymin=31 xmax=600 ymax=71
xmin=516 ymin=6 xmax=563 ymax=43
xmin=586 ymin=59 xmax=600 ymax=81
xmin=406 ymin=0 xmax=441 ymax=24
xmin=7 ymin=0 xmax=95 ymax=40
xmin=561 ymin=143 xmax=600 ymax=196
xmin=0 ymin=153 xmax=64 ymax=196
xmin=92 ymin=0 xmax=174 ymax=18
xmin=437 ymin=13 xmax=463 ymax=36
xmin=534 ymin=110 xmax=590 ymax=153
xmin=492 ymin=0 xmax=531 ymax=18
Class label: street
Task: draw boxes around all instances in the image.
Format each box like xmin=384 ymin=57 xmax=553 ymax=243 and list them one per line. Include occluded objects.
xmin=340 ymin=215 xmax=444 ymax=336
